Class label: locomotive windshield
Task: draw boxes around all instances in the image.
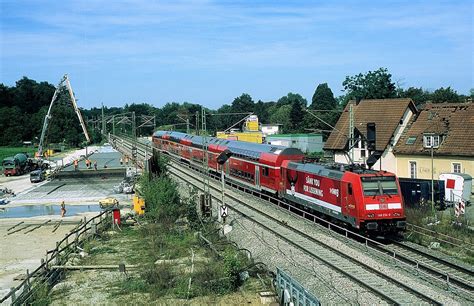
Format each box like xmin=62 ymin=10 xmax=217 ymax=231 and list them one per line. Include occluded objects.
xmin=361 ymin=176 xmax=399 ymax=196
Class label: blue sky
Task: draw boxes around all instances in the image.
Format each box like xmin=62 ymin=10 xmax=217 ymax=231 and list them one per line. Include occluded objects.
xmin=1 ymin=0 xmax=472 ymax=109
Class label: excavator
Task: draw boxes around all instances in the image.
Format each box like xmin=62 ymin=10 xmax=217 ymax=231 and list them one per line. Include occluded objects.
xmin=37 ymin=74 xmax=90 ymax=158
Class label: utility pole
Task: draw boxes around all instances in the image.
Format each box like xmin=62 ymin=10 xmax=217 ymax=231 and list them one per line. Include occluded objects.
xmin=186 ymin=118 xmax=190 ymax=134
xmin=101 ymin=103 xmax=106 ymax=135
xmin=132 ymin=111 xmax=136 ymax=139
xmin=431 ymin=144 xmax=436 ymax=222
xmin=201 ymin=107 xmax=211 ymax=213
xmin=195 ymin=111 xmax=199 ymax=135
xmin=349 ymin=103 xmax=354 ymax=163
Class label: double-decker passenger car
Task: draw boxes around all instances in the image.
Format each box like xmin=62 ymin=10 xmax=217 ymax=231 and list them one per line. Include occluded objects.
xmin=152 ymin=131 xmax=406 ymax=235
xmin=153 ymin=131 xmax=305 ymax=193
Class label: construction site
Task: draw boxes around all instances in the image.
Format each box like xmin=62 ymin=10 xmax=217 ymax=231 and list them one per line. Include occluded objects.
xmin=0 ymin=76 xmax=139 ymax=301
xmin=0 ymin=75 xmax=280 ymax=305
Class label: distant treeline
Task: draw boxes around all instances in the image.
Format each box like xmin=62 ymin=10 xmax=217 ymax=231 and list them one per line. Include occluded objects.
xmin=1 ymin=68 xmax=472 ymax=146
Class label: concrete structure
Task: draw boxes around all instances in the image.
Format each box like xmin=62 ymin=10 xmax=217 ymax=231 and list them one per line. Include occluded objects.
xmin=261 ymin=124 xmax=282 ymax=137
xmin=266 ymin=133 xmax=323 ymax=153
xmin=324 ymin=99 xmax=417 ymax=173
xmin=393 ymin=103 xmax=474 ymax=191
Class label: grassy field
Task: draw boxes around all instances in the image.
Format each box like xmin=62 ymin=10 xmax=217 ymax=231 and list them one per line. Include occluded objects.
xmin=0 ymin=146 xmax=36 ymax=170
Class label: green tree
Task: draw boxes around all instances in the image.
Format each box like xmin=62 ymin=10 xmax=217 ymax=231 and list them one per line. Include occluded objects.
xmin=46 ymin=86 xmax=84 ymax=146
xmin=268 ymin=104 xmax=291 ymax=132
xmin=311 ymin=83 xmax=337 ymax=110
xmin=397 ymin=87 xmax=430 ymax=105
xmin=308 ymin=83 xmax=340 ymax=137
xmin=342 ymin=68 xmax=396 ymax=104
xmin=430 ymin=87 xmax=463 ymax=103
xmin=13 ymin=77 xmax=55 ymax=114
xmin=0 ymin=107 xmax=24 ymax=144
xmin=253 ymin=100 xmax=274 ymax=124
xmin=276 ymin=93 xmax=307 ymax=133
xmin=211 ymin=104 xmax=234 ymax=132
xmin=231 ymin=93 xmax=254 ymax=113
xmin=0 ymin=84 xmax=15 ymax=107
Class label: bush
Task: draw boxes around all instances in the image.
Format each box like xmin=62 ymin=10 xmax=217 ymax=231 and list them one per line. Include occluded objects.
xmin=223 ymin=249 xmax=246 ymax=291
xmin=140 ymin=175 xmax=182 ymax=223
xmin=191 ymin=264 xmax=230 ymax=295
xmin=143 ymin=263 xmax=176 ymax=297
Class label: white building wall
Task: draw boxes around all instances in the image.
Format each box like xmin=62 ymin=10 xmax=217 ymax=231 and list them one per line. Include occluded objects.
xmin=261 ymin=125 xmax=280 ymax=136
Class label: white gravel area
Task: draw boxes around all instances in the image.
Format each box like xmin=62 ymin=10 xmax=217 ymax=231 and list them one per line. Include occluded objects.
xmin=171 ymin=170 xmax=385 ymax=304
xmin=0 ymin=212 xmax=99 ymax=301
xmin=170 ymin=163 xmax=466 ymax=305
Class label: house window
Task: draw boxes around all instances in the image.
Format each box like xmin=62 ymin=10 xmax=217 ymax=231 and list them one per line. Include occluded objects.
xmin=409 ymin=161 xmax=417 ymax=179
xmin=453 ymin=163 xmax=461 ymax=173
xmin=406 ymin=136 xmax=416 ymax=145
xmin=423 ymin=134 xmax=440 ymax=148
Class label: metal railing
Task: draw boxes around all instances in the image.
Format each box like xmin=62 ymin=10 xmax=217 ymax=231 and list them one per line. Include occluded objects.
xmin=1 ymin=210 xmax=111 ymax=305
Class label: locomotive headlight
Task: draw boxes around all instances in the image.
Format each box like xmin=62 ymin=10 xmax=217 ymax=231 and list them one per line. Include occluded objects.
xmin=367 ymin=213 xmax=375 ymax=218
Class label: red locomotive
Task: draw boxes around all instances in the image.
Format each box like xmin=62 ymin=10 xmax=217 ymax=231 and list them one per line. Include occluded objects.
xmin=153 ymin=131 xmax=406 ymax=235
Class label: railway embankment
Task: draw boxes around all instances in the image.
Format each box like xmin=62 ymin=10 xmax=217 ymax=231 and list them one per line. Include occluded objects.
xmin=47 ymin=169 xmax=275 ymax=305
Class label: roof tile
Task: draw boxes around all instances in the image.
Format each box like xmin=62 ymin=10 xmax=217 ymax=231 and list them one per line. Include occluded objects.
xmin=324 ymin=98 xmax=416 ymax=151
xmin=393 ymin=102 xmax=474 ymax=157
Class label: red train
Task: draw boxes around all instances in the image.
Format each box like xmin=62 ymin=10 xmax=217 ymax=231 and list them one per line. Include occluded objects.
xmin=152 ymin=131 xmax=406 ymax=235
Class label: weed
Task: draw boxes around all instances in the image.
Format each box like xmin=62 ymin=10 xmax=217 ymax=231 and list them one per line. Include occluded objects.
xmin=28 ymin=282 xmax=51 ymax=306
xmin=114 ymin=277 xmax=149 ymax=296
xmin=405 ymin=207 xmax=474 ymax=264
xmin=142 ymin=263 xmax=176 ymax=297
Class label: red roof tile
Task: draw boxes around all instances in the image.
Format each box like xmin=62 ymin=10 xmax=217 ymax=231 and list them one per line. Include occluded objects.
xmin=324 ymin=98 xmax=416 ymax=151
xmin=394 ymin=102 xmax=474 ymax=157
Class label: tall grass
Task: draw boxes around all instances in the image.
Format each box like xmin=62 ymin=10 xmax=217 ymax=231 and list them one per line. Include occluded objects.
xmin=405 ymin=207 xmax=474 ymax=264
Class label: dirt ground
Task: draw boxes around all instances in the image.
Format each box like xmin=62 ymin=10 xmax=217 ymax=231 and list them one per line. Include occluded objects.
xmin=0 ymin=146 xmax=128 ymax=302
xmin=48 ymin=225 xmax=275 ymax=305
xmin=0 ymin=212 xmax=99 ymax=299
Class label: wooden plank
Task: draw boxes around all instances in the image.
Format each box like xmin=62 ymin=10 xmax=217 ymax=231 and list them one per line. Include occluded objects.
xmin=24 ymin=220 xmax=51 ymax=234
xmin=52 ymin=220 xmax=62 ymax=233
xmin=7 ymin=221 xmax=24 ymax=232
xmin=50 ymin=264 xmax=138 ymax=270
xmin=7 ymin=224 xmax=31 ymax=235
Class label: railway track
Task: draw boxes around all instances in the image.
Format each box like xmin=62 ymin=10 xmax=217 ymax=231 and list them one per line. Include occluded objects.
xmin=110 ymin=133 xmax=472 ymax=303
xmin=167 ymin=161 xmax=442 ymax=305
xmin=375 ymin=240 xmax=474 ymax=292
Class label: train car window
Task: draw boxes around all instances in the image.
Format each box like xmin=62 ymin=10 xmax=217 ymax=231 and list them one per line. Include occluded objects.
xmin=348 ymin=183 xmax=353 ymax=195
xmin=262 ymin=167 xmax=269 ymax=176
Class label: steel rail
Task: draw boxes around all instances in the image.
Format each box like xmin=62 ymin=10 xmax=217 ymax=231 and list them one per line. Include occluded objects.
xmin=167 ymin=161 xmax=441 ymax=305
xmin=112 ymin=134 xmax=474 ymax=300
xmin=372 ymin=240 xmax=474 ymax=292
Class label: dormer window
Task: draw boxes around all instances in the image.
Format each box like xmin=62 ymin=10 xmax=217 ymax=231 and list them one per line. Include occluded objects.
xmin=423 ymin=134 xmax=440 ymax=148
xmin=406 ymin=136 xmax=416 ymax=145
